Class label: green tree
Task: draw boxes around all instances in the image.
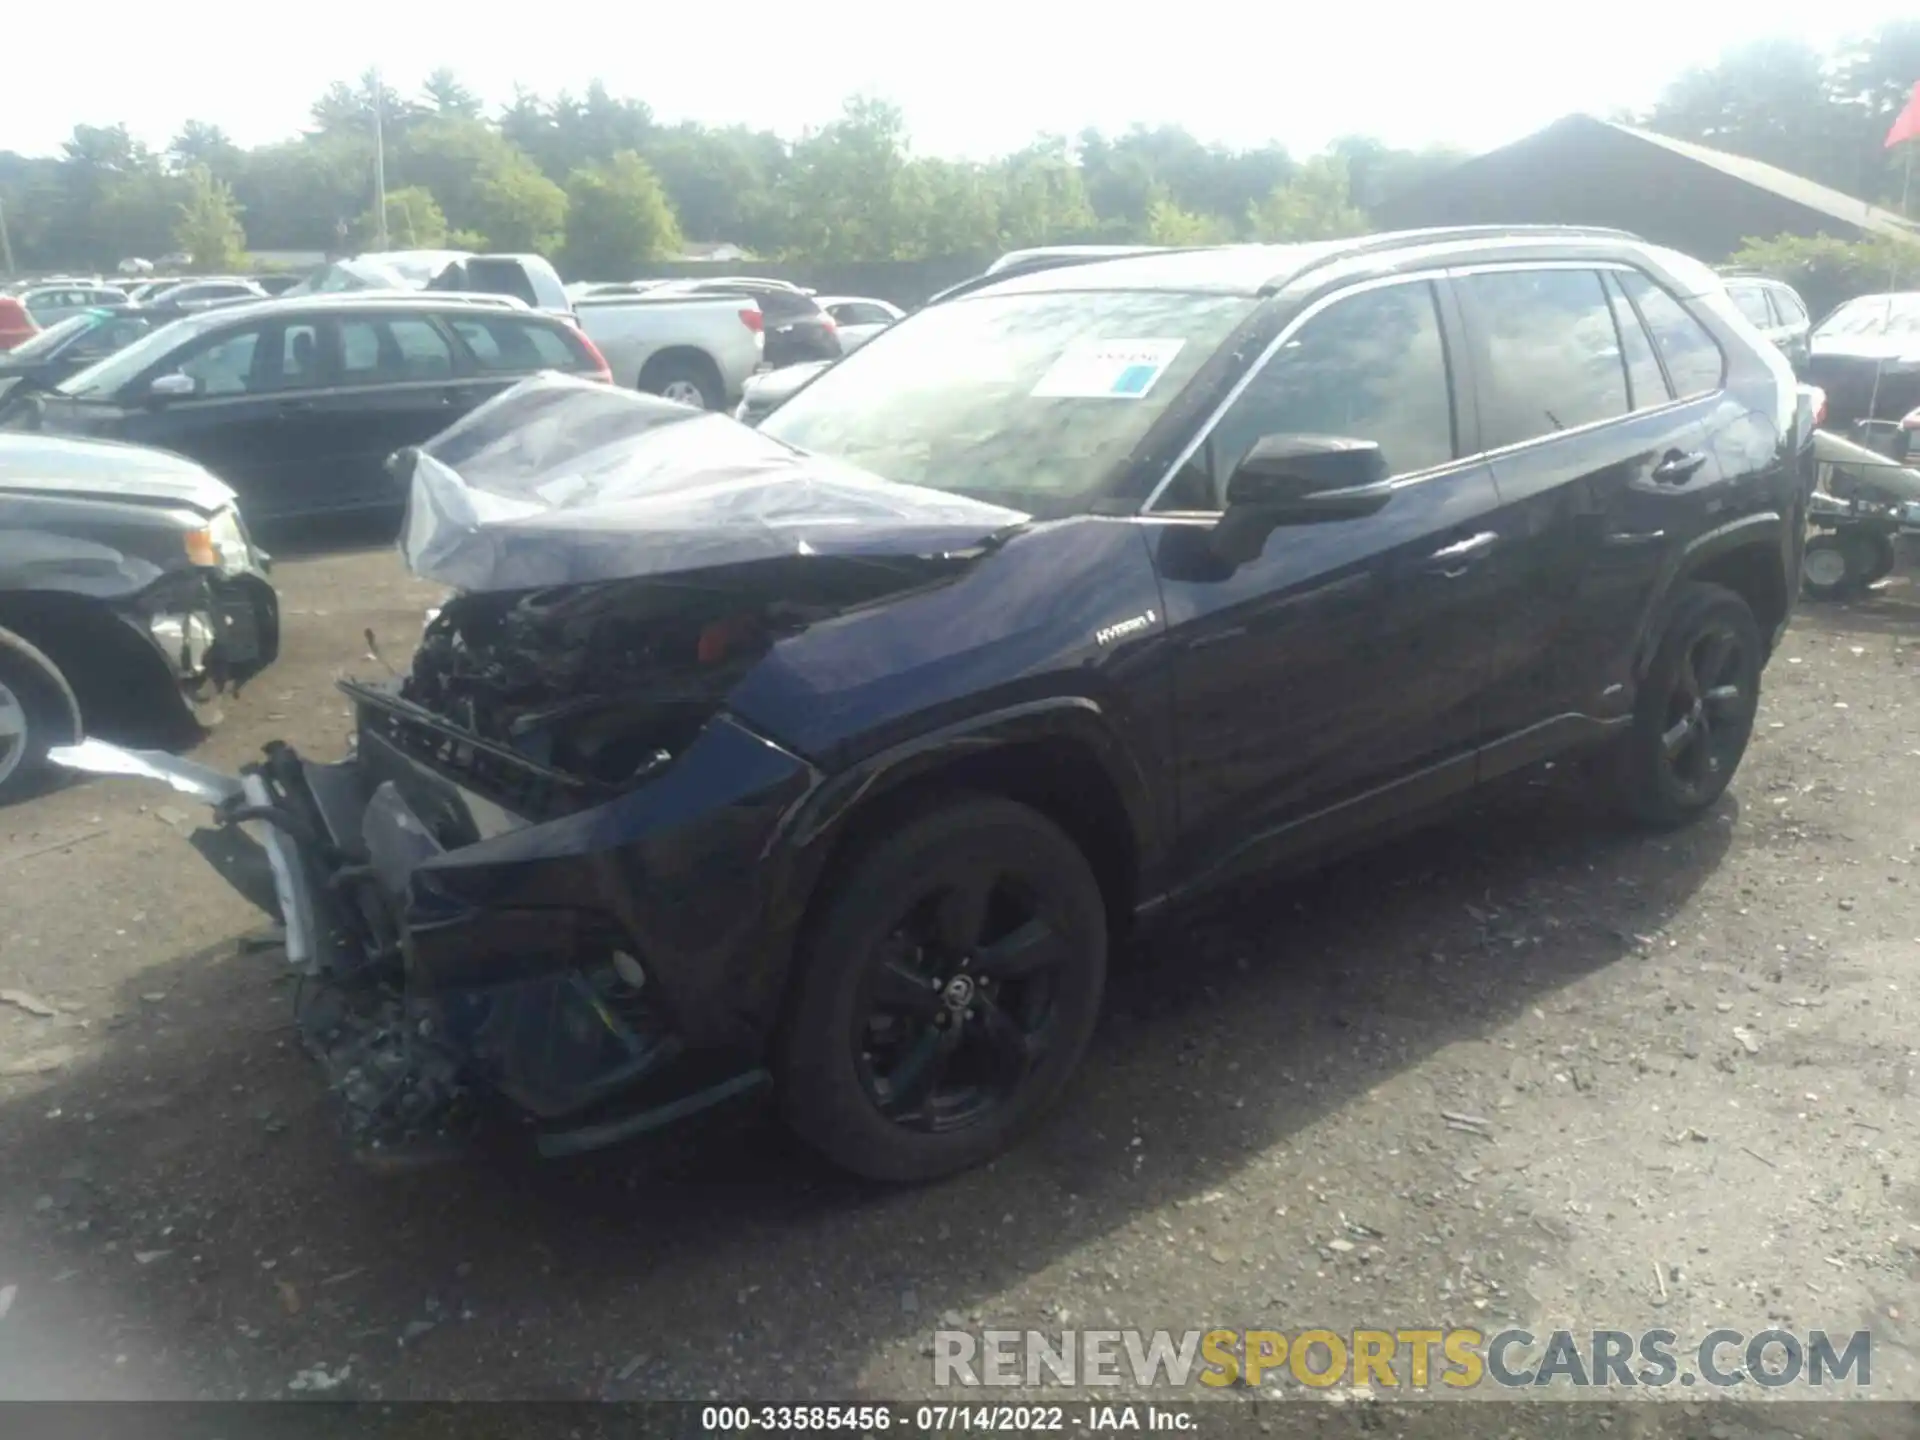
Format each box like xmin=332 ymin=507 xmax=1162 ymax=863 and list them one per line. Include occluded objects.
xmin=173 ymin=164 xmax=247 ymax=271
xmin=308 ymin=70 xmax=419 ymax=141
xmin=169 ymin=121 xmax=243 ymax=180
xmin=997 ymin=141 xmax=1098 ymax=248
xmin=1246 ymin=155 xmax=1369 ymax=242
xmin=560 ymin=151 xmax=683 ymax=277
xmin=392 ymin=116 xmax=567 ymax=251
xmin=421 ymin=68 xmax=482 ymax=120
xmin=230 ymin=137 xmax=372 ymax=253
xmin=358 ymin=185 xmax=448 ymax=247
xmin=775 ymin=97 xmax=925 ymax=260
xmin=1142 ymin=185 xmax=1231 ymax=245
xmin=1725 ymin=232 xmax=1920 ymax=318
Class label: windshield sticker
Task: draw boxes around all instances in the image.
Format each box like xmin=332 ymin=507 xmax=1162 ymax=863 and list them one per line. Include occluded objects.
xmin=1030 ymin=338 xmax=1186 ymax=399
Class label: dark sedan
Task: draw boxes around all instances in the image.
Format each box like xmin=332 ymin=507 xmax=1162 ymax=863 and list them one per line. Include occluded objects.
xmin=6 ymin=294 xmax=614 ymax=525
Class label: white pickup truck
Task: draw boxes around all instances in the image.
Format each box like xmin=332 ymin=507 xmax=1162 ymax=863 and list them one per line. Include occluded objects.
xmin=287 ymin=251 xmax=766 ymax=411
xmin=572 ymin=289 xmax=766 ymax=411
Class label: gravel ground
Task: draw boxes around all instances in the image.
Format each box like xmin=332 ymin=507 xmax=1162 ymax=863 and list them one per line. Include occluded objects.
xmin=3 ymin=535 xmax=1920 ymax=1424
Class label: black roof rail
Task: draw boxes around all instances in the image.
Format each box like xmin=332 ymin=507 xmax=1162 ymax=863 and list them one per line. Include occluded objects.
xmin=1256 ymin=224 xmax=1648 ymax=295
xmin=924 ymin=245 xmax=1227 ymax=307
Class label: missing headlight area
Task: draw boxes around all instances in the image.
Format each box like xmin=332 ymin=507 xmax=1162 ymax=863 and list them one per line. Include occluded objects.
xmin=394 ymin=555 xmax=961 ymax=796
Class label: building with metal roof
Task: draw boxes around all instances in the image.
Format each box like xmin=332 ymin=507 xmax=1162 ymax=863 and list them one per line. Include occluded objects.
xmin=1374 ymin=114 xmax=1920 ymax=260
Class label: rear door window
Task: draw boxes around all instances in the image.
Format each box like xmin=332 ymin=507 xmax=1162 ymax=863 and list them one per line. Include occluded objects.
xmin=339 ymin=315 xmax=457 ymax=382
xmin=1770 ymin=286 xmax=1808 ymax=325
xmin=1617 ymin=272 xmax=1726 ymax=397
xmin=1457 ymin=268 xmax=1630 ymax=450
xmin=270 ymin=320 xmax=327 ymax=390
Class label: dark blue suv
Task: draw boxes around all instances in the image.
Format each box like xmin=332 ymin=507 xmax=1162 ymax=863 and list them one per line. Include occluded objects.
xmin=61 ymin=227 xmax=1817 ymax=1182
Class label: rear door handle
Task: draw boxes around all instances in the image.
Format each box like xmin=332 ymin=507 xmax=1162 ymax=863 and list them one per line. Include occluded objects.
xmin=1652 ymin=450 xmax=1708 ymax=484
xmin=277 ymin=399 xmax=315 ymax=415
xmin=1425 ymin=531 xmax=1498 ymax=577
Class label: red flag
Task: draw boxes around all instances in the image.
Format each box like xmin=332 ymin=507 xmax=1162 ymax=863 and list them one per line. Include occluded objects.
xmin=1887 ymin=81 xmax=1920 ymax=149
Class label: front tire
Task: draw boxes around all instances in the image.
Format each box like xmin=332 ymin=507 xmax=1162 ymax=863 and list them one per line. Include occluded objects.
xmin=0 ymin=640 xmax=80 ymax=806
xmin=1617 ymin=582 xmax=1762 ymax=829
xmin=1859 ymin=531 xmax=1899 ymax=585
xmin=1802 ymin=533 xmax=1860 ymax=600
xmin=777 ymin=794 xmax=1108 ymax=1182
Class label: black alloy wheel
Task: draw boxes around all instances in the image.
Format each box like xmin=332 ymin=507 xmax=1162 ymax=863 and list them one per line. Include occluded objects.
xmin=779 ymin=794 xmax=1107 ymax=1181
xmin=855 ymin=865 xmax=1069 ymax=1132
xmin=1656 ymin=621 xmax=1750 ymax=811
xmin=1619 ymin=581 xmax=1762 ymax=828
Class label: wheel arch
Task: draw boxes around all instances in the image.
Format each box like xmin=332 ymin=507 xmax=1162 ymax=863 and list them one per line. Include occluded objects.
xmin=0 ymin=621 xmax=83 ymax=743
xmin=1638 ymin=513 xmax=1789 ymax=678
xmin=776 ymin=699 xmax=1159 ymax=990
xmin=636 ymin=346 xmax=725 ymax=404
xmin=0 ymin=591 xmax=183 ymax=738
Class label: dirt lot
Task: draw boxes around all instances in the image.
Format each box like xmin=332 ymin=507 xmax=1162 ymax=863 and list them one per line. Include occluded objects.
xmin=3 ymin=535 xmax=1920 ymax=1419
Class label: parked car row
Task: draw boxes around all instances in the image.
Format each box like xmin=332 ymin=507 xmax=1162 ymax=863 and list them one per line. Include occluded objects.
xmin=39 ymin=225 xmax=1821 ymax=1191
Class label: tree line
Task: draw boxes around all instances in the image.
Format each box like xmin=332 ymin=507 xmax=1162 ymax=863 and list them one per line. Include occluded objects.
xmin=0 ymin=21 xmax=1914 ymax=281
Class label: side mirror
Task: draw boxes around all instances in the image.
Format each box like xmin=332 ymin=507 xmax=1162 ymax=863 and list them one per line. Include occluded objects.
xmin=1212 ymin=434 xmax=1394 ymax=568
xmin=147 ymin=372 xmax=196 ymax=402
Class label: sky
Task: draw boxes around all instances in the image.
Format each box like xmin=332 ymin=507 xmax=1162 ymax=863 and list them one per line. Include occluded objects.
xmin=7 ymin=0 xmax=1915 ymax=162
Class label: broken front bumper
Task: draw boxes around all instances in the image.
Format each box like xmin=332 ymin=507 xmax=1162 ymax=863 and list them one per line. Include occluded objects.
xmin=51 ymin=707 xmax=815 ymax=1159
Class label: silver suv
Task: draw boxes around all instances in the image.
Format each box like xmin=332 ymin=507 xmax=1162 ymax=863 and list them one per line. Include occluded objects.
xmin=1721 ymin=272 xmax=1812 ymax=373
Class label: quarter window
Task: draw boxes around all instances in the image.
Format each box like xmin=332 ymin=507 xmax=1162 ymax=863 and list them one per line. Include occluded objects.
xmin=1602 ymin=272 xmax=1670 ymax=411
xmin=1617 ymin=272 xmax=1725 ymax=397
xmin=1156 ymin=281 xmax=1455 ymax=511
xmin=1458 ymin=269 xmax=1629 ymax=450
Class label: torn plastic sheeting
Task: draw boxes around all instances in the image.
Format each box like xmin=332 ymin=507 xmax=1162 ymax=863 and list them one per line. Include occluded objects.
xmin=398 ymin=374 xmax=1030 ymax=593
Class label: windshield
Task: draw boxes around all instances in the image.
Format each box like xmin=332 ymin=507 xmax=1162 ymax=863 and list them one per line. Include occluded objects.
xmin=53 ymin=309 xmax=226 ymax=399
xmin=5 ymin=312 xmax=98 ymax=360
xmin=759 ymin=289 xmax=1255 ymax=514
xmin=1815 ymin=293 xmax=1920 ymax=341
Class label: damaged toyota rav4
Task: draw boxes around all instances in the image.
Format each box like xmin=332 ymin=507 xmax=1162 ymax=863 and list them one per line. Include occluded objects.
xmin=58 ymin=229 xmax=1817 ymax=1181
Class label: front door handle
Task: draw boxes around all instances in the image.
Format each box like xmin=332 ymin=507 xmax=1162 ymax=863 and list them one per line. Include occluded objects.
xmin=1425 ymin=530 xmax=1498 ymax=577
xmin=276 ymin=399 xmax=315 ymax=415
xmin=1652 ymin=450 xmax=1708 ymax=485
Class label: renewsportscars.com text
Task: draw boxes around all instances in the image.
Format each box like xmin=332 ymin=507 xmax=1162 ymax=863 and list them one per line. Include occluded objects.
xmin=932 ymin=1327 xmax=1872 ymax=1391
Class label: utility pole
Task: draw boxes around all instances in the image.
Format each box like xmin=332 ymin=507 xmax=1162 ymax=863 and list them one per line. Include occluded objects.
xmin=372 ymin=68 xmax=390 ymax=251
xmin=0 ymin=196 xmax=14 ymax=278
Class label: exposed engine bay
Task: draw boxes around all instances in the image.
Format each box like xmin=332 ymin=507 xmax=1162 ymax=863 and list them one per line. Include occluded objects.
xmin=399 ymin=556 xmax=962 ymax=792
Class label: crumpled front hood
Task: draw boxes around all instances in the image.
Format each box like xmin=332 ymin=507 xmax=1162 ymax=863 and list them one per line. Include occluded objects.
xmin=0 ymin=432 xmax=235 ymax=514
xmin=399 ymin=373 xmax=1030 ymax=593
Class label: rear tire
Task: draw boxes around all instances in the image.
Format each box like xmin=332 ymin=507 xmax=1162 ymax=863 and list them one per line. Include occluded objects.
xmin=0 ymin=640 xmax=80 ymax=807
xmin=1616 ymin=582 xmax=1762 ymax=829
xmin=777 ymin=794 xmax=1108 ymax=1182
xmin=637 ymin=354 xmax=723 ymax=411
